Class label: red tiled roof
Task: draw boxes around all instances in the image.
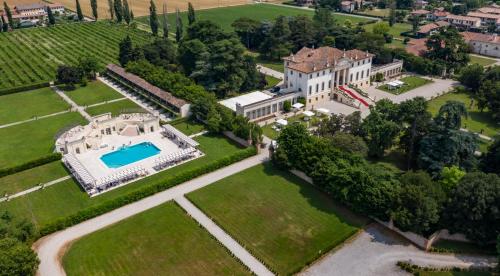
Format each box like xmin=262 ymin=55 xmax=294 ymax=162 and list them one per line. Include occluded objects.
xmin=405 ymin=38 xmax=428 ymax=57
xmin=106 ymin=64 xmax=188 ymax=109
xmin=461 ymin=31 xmax=500 ymax=44
xmin=282 ymin=47 xmax=374 ymax=73
xmin=446 ymin=14 xmax=481 ymax=22
xmin=467 ymin=11 xmax=500 ymax=19
xmin=418 ymin=21 xmax=450 ymax=34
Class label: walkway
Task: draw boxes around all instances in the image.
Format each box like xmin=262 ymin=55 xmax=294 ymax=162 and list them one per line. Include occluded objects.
xmin=300 ymin=224 xmax=497 ymax=276
xmin=34 ymin=149 xmax=270 ymax=276
xmin=175 ymin=196 xmax=274 ymax=276
xmin=52 ymin=86 xmax=92 ymax=121
xmin=0 ymin=176 xmax=71 ymax=203
xmin=257 ymin=65 xmax=284 ymax=84
xmin=0 ymin=110 xmax=70 ymax=129
xmin=85 ymin=97 xmax=127 ymax=108
xmin=98 ymin=76 xmax=171 ymax=122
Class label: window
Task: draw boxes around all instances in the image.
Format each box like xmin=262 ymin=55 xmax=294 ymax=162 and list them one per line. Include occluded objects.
xmin=317 ymin=72 xmax=320 ymax=77
xmin=321 ymin=82 xmax=324 ymax=90
xmin=323 ymin=70 xmax=325 ymax=75
xmin=309 ymin=99 xmax=311 ymax=103
xmin=76 ymin=148 xmax=80 ymax=154
xmin=289 ymin=82 xmax=293 ymax=87
xmin=290 ymin=70 xmax=293 ymax=75
xmin=350 ymin=74 xmax=353 ymax=82
xmin=299 ymin=73 xmax=302 ymax=78
xmin=361 ymin=71 xmax=364 ymax=78
xmin=328 ymin=80 xmax=331 ymax=88
xmin=150 ymin=126 xmax=154 ymax=132
xmin=310 ymin=74 xmax=312 ymax=79
xmin=316 ymin=84 xmax=319 ymax=93
xmin=356 ymin=72 xmax=359 ymax=81
xmin=298 ymin=88 xmax=302 ymax=92
xmin=367 ymin=69 xmax=370 ymax=76
xmin=309 ymin=86 xmax=312 ymax=95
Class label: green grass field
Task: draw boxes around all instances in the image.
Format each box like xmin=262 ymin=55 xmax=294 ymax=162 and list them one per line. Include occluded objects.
xmin=0 ymin=112 xmax=87 ymax=169
xmin=262 ymin=114 xmax=321 ymax=140
xmin=257 ymin=55 xmax=285 ymax=73
xmin=377 ymin=76 xmax=432 ymax=94
xmin=63 ymin=202 xmax=250 ymax=276
xmin=170 ymin=118 xmax=206 ymax=135
xmin=85 ymin=99 xmax=145 ymax=116
xmin=0 ymin=161 xmax=68 ymax=196
xmin=63 ymin=81 xmax=124 ymax=106
xmin=469 ymin=55 xmax=497 ymax=67
xmin=0 ymin=87 xmax=70 ymax=125
xmin=264 ymin=75 xmax=281 ymax=89
xmin=0 ymin=134 xmax=246 ymax=229
xmin=137 ymin=3 xmax=371 ymax=32
xmin=0 ymin=22 xmax=151 ymax=90
xmin=427 ymin=92 xmax=500 ymax=137
xmin=358 ymin=8 xmax=390 ymax=17
xmin=188 ymin=163 xmax=368 ymax=274
xmin=364 ymin=22 xmax=412 ymax=39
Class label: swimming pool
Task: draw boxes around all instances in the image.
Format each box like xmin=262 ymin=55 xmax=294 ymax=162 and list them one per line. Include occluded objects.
xmin=100 ymin=142 xmax=161 ymax=168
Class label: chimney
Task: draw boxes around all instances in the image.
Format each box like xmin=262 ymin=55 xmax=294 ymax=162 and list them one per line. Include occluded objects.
xmin=343 ymin=49 xmax=346 ymax=58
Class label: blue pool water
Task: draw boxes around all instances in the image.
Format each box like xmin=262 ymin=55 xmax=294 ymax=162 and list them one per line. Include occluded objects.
xmin=100 ymin=142 xmax=161 ymax=168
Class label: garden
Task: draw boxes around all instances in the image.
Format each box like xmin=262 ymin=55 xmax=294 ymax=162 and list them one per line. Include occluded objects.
xmin=85 ymin=99 xmax=145 ymax=116
xmin=62 ymin=202 xmax=250 ymax=275
xmin=0 ymin=21 xmax=151 ymax=91
xmin=63 ymin=80 xmax=124 ymax=106
xmin=377 ymin=76 xmax=432 ymax=95
xmin=187 ymin=163 xmax=368 ymax=275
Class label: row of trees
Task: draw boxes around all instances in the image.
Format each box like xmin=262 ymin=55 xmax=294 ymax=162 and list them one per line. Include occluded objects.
xmin=273 ymin=111 xmax=499 ymax=243
xmin=104 ymin=0 xmax=134 ymax=24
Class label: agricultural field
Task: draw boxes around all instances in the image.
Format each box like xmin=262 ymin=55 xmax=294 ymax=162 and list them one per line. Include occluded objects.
xmin=63 ymin=202 xmax=250 ymax=275
xmin=0 ymin=112 xmax=87 ymax=170
xmin=188 ymin=163 xmax=368 ymax=274
xmin=0 ymin=134 xmax=247 ymax=229
xmin=85 ymin=99 xmax=145 ymax=116
xmin=427 ymin=92 xmax=500 ymax=138
xmin=137 ymin=3 xmax=371 ymax=32
xmin=63 ymin=81 xmax=124 ymax=106
xmin=0 ymin=87 xmax=70 ymax=125
xmin=0 ymin=22 xmax=151 ymax=91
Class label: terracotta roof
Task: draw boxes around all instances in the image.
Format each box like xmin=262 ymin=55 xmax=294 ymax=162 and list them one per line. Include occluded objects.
xmin=283 ymin=47 xmax=374 ymax=73
xmin=418 ymin=21 xmax=450 ymax=34
xmin=411 ymin=9 xmax=430 ymax=15
xmin=341 ymin=1 xmax=352 ymax=6
xmin=461 ymin=31 xmax=500 ymax=44
xmin=106 ymin=64 xmax=188 ymax=109
xmin=446 ymin=14 xmax=481 ymax=22
xmin=477 ymin=7 xmax=500 ymax=15
xmin=433 ymin=11 xmax=449 ymax=17
xmin=468 ymin=11 xmax=500 ymax=19
xmin=405 ymin=38 xmax=428 ymax=57
xmin=15 ymin=3 xmax=45 ymax=10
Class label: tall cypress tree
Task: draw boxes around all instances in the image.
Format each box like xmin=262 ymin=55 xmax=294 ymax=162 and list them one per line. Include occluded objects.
xmin=90 ymin=0 xmax=98 ymax=19
xmin=175 ymin=8 xmax=182 ymax=42
xmin=47 ymin=6 xmax=55 ymax=25
xmin=123 ymin=0 xmax=130 ymax=24
xmin=1 ymin=15 xmax=7 ymax=32
xmin=161 ymin=2 xmax=168 ymax=38
xmin=149 ymin=0 xmax=159 ymax=36
xmin=76 ymin=0 xmax=83 ymax=21
xmin=114 ymin=0 xmax=123 ymax=22
xmin=0 ymin=15 xmax=3 ymax=32
xmin=130 ymin=9 xmax=134 ymax=20
xmin=108 ymin=0 xmax=114 ymax=19
xmin=187 ymin=2 xmax=195 ymax=25
xmin=3 ymin=2 xmax=13 ymax=28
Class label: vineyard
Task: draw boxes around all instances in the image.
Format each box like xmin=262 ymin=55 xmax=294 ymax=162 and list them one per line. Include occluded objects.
xmin=0 ymin=22 xmax=152 ymax=90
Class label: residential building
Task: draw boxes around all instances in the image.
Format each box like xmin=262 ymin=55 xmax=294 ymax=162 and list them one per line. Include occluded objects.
xmin=466 ymin=11 xmax=500 ymax=29
xmin=427 ymin=9 xmax=450 ymax=21
xmin=405 ymin=38 xmax=429 ymax=57
xmin=415 ymin=0 xmax=428 ymax=9
xmin=417 ymin=21 xmax=450 ymax=37
xmin=477 ymin=6 xmax=500 ymax=15
xmin=341 ymin=1 xmax=355 ymax=12
xmin=461 ymin=31 xmax=500 ymax=57
xmin=295 ymin=0 xmax=315 ymax=6
xmin=444 ymin=14 xmax=481 ymax=29
xmin=410 ymin=9 xmax=431 ymax=18
xmin=0 ymin=2 xmax=66 ymax=24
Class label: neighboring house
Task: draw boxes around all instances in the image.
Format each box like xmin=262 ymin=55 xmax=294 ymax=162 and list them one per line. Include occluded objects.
xmin=415 ymin=0 xmax=428 ymax=9
xmin=405 ymin=38 xmax=429 ymax=57
xmin=444 ymin=14 xmax=482 ymax=29
xmin=410 ymin=9 xmax=430 ymax=18
xmin=295 ymin=0 xmax=315 ymax=6
xmin=477 ymin=6 xmax=500 ymax=15
xmin=341 ymin=1 xmax=355 ymax=13
xmin=467 ymin=11 xmax=500 ymax=29
xmin=0 ymin=3 xmax=66 ymax=24
xmin=417 ymin=21 xmax=450 ymax=37
xmin=428 ymin=10 xmax=450 ymax=21
xmin=461 ymin=31 xmax=500 ymax=57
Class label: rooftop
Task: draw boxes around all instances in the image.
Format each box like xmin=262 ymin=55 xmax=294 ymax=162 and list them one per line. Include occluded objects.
xmin=418 ymin=21 xmax=450 ymax=34
xmin=219 ymin=91 xmax=273 ymax=111
xmin=461 ymin=31 xmax=500 ymax=44
xmin=446 ymin=14 xmax=481 ymax=22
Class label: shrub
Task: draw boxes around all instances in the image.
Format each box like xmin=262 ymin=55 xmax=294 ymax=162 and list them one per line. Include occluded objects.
xmin=0 ymin=153 xmax=62 ymax=178
xmin=0 ymin=82 xmax=51 ymax=96
xmin=283 ymin=100 xmax=291 ymax=112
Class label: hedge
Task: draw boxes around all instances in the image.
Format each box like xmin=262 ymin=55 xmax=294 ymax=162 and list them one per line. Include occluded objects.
xmin=0 ymin=82 xmax=51 ymax=96
xmin=0 ymin=153 xmax=62 ymax=178
xmin=38 ymin=146 xmax=257 ymax=236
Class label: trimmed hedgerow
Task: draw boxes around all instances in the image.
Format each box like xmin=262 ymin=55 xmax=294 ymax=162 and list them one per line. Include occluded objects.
xmin=0 ymin=153 xmax=62 ymax=178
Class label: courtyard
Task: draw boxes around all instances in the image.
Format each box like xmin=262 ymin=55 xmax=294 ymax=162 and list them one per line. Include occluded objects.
xmin=376 ymin=76 xmax=433 ymax=95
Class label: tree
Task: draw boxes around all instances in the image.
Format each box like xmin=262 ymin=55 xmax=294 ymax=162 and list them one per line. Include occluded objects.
xmin=142 ymin=39 xmax=177 ymax=70
xmin=313 ymin=7 xmax=337 ymax=45
xmin=458 ymin=64 xmax=484 ymax=92
xmin=149 ymin=0 xmax=158 ymax=35
xmin=161 ymin=3 xmax=168 ymax=38
xmin=259 ymin=16 xmax=292 ymax=60
xmin=289 ymin=15 xmax=315 ymax=51
xmin=283 ymin=100 xmax=291 ymax=112
xmin=481 ymin=140 xmax=500 ymax=174
xmin=0 ymin=238 xmax=39 ymax=275
xmin=0 ymin=14 xmax=3 ymax=32
xmin=114 ymin=0 xmax=123 ymax=22
xmin=118 ymin=35 xmax=142 ymax=66
xmin=187 ymin=2 xmax=195 ymax=25
xmin=232 ymin=17 xmax=260 ymax=49
xmin=3 ymin=2 xmax=13 ymax=29
xmin=78 ymin=56 xmax=99 ymax=80
xmin=90 ymin=0 xmax=98 ymax=19
xmin=76 ymin=0 xmax=84 ymax=21
xmin=439 ymin=165 xmax=466 ymax=193
xmin=178 ymin=39 xmax=208 ymax=75
xmin=434 ymin=101 xmax=468 ymax=130
xmin=372 ymin=21 xmax=390 ymax=35
xmin=444 ymin=172 xmax=500 ymax=244
xmin=47 ymin=6 xmax=55 ymax=25
xmin=130 ymin=9 xmax=134 ymax=20
xmin=56 ymin=65 xmax=83 ymax=89
xmin=329 ymin=133 xmax=368 ymax=157
xmin=107 ymin=0 xmax=114 ymax=20
xmin=388 ymin=5 xmax=396 ymax=26
xmin=123 ymin=0 xmax=131 ymax=24
xmin=426 ymin=27 xmax=470 ymax=73
xmin=175 ymin=8 xmax=183 ymax=42
xmin=361 ymin=108 xmax=400 ymax=158
xmin=392 ymin=171 xmax=444 ymax=234
xmin=409 ymin=15 xmax=421 ymax=34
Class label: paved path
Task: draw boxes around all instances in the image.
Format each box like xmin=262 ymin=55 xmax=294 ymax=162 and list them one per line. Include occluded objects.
xmin=175 ymin=196 xmax=273 ymax=276
xmin=98 ymin=76 xmax=171 ymax=122
xmin=300 ymin=224 xmax=497 ymax=276
xmin=52 ymin=86 xmax=92 ymax=121
xmin=85 ymin=97 xmax=127 ymax=108
xmin=34 ymin=149 xmax=269 ymax=276
xmin=0 ymin=110 xmax=70 ymax=129
xmin=257 ymin=65 xmax=284 ymax=80
xmin=0 ymin=176 xmax=71 ymax=203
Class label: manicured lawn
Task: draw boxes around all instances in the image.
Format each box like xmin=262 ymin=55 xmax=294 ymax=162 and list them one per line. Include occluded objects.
xmin=364 ymin=22 xmax=412 ymax=39
xmin=187 ymin=163 xmax=368 ymax=274
xmin=257 ymin=56 xmax=284 ymax=73
xmin=264 ymin=75 xmax=281 ymax=89
xmin=377 ymin=76 xmax=432 ymax=95
xmin=0 ymin=134 xmax=247 ymax=229
xmin=469 ymin=55 xmax=496 ymax=67
xmin=262 ymin=114 xmax=322 ymax=140
xmin=63 ymin=202 xmax=250 ymax=276
xmin=427 ymin=92 xmax=500 ymax=138
xmin=387 ymin=39 xmax=406 ymax=49
xmin=358 ymin=8 xmax=390 ymax=17
xmin=85 ymin=99 xmax=145 ymax=116
xmin=63 ymin=81 xmax=124 ymax=106
xmin=137 ymin=3 xmax=370 ymax=32
xmin=0 ymin=87 xmax=70 ymax=125
xmin=0 ymin=161 xmax=68 ymax=196
xmin=170 ymin=118 xmax=206 ymax=136
xmin=0 ymin=112 xmax=87 ymax=170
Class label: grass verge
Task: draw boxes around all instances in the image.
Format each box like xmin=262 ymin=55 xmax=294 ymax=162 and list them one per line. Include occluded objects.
xmin=62 ymin=80 xmax=124 ymax=106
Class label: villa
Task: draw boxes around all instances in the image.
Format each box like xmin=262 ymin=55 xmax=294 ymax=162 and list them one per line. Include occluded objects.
xmin=0 ymin=3 xmax=65 ymax=25
xmin=220 ymin=46 xmax=403 ymax=121
xmin=56 ymin=113 xmax=202 ymax=196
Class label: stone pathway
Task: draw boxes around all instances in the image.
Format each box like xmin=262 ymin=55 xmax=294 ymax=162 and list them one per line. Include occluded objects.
xmin=34 ymin=149 xmax=269 ymax=276
xmin=257 ymin=65 xmax=284 ymax=80
xmin=85 ymin=97 xmax=127 ymax=108
xmin=175 ymin=196 xmax=274 ymax=276
xmin=0 ymin=110 xmax=71 ymax=129
xmin=52 ymin=86 xmax=92 ymax=121
xmin=0 ymin=176 xmax=71 ymax=203
xmin=189 ymin=130 xmax=209 ymax=138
